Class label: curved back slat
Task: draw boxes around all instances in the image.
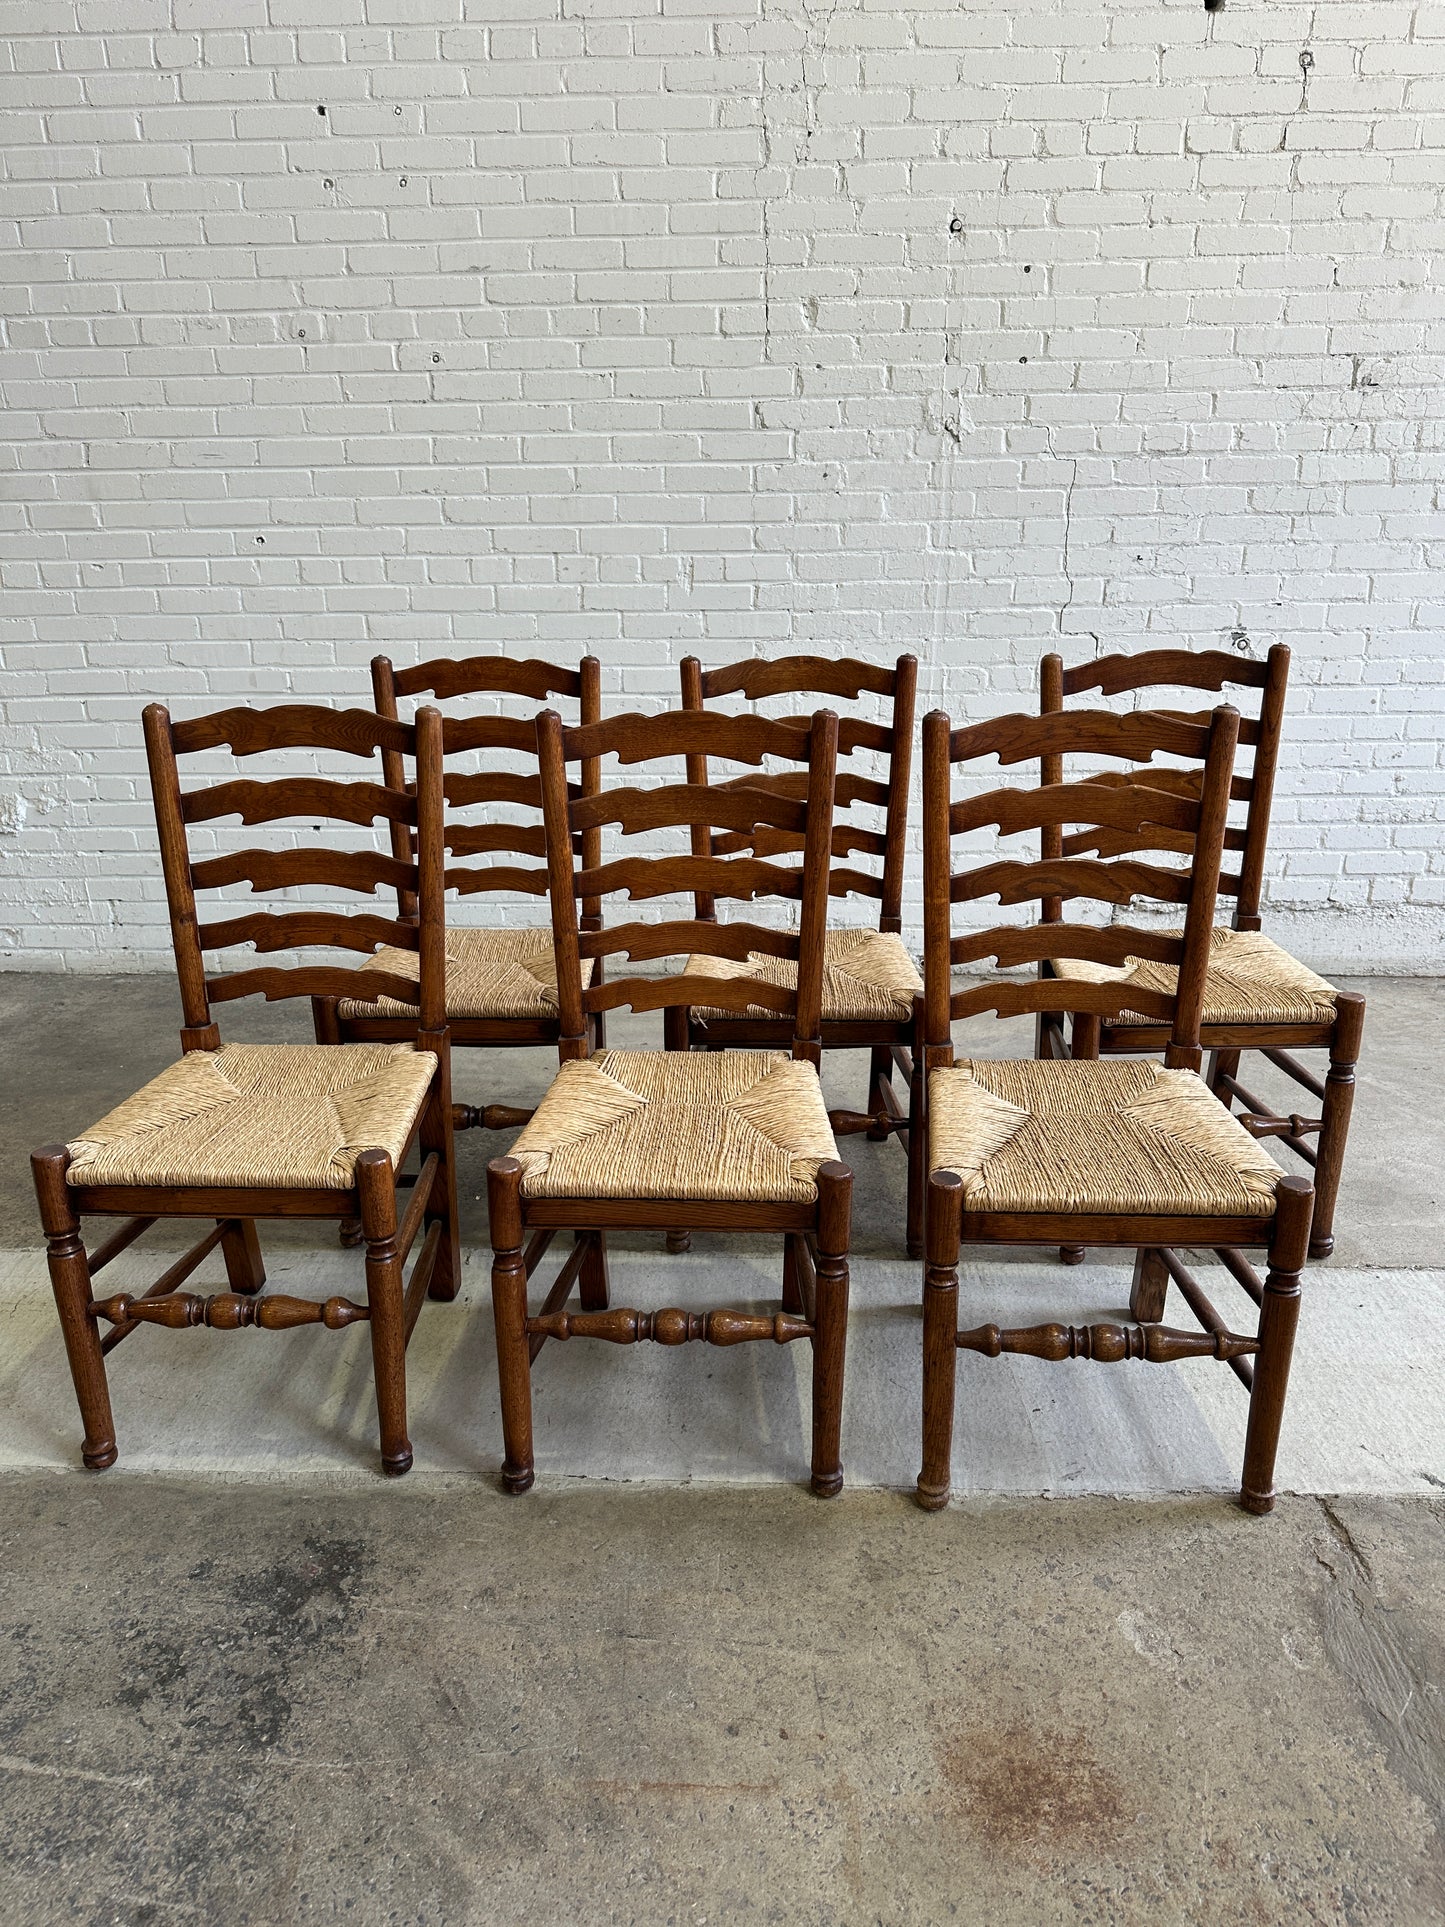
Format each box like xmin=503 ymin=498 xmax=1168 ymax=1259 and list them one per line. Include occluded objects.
xmin=143 ymin=701 xmax=447 ymax=1047
xmin=680 ymin=652 xmax=917 ymax=935
xmin=921 ymin=704 xmax=1241 ymax=1063
xmin=537 ymin=706 xmax=840 ymax=1053
xmin=1043 ymin=643 xmax=1291 ymax=927
xmin=391 ymin=653 xmax=584 ymax=703
xmin=950 ymin=709 xmax=1213 ymax=768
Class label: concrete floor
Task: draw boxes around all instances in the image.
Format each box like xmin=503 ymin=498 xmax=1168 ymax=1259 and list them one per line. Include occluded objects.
xmin=1 ymin=972 xmax=1443 ymax=1921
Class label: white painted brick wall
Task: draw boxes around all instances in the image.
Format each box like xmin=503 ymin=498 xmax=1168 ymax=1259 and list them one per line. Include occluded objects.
xmin=2 ymin=0 xmax=1442 ymax=972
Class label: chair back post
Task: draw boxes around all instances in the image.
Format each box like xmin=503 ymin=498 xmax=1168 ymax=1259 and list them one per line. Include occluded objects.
xmin=577 ymin=655 xmax=605 ymax=935
xmin=1166 ymin=704 xmax=1241 ymax=1071
xmin=793 ymin=708 xmax=839 ymax=1063
xmin=536 ymin=707 xmax=589 ymax=1060
xmin=412 ymin=705 xmax=448 ymax=1040
xmin=1234 ymin=642 xmax=1290 ymax=933
xmin=678 ymin=655 xmax=718 ymax=925
xmin=1039 ymin=652 xmax=1065 ymax=927
xmin=370 ymin=655 xmax=420 ymax=925
xmin=878 ymin=654 xmax=917 ymax=936
xmin=921 ymin=709 xmax=956 ymax=1066
xmin=143 ymin=703 xmax=221 ymax=1053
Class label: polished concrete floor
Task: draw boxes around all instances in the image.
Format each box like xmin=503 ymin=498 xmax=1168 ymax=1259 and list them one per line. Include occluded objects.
xmin=1 ymin=971 xmax=1442 ymax=1922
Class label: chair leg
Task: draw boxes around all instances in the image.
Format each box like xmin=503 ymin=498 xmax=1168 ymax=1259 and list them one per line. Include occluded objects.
xmin=356 ymin=1149 xmax=412 ymax=1478
xmin=904 ymin=1047 xmax=926 ymax=1260
xmin=488 ymin=1156 xmax=535 ymax=1494
xmin=663 ymin=1006 xmax=692 ymax=1253
xmin=1310 ymin=990 xmax=1364 ymax=1261
xmin=917 ymin=1169 xmax=962 ymax=1510
xmin=1129 ymin=1247 xmax=1169 ymax=1323
xmin=1240 ymin=1176 xmax=1313 ymax=1516
xmin=219 ymin=1219 xmax=265 ymax=1296
xmin=32 ymin=1146 xmax=118 ymax=1472
xmin=1208 ymin=1047 xmax=1242 ymax=1103
xmin=1059 ymin=1015 xmax=1100 ymax=1266
xmin=579 ymin=1230 xmax=610 ymax=1311
xmin=867 ymin=1046 xmax=892 ymax=1141
xmin=809 ymin=1161 xmax=852 ymax=1499
xmin=782 ymin=1233 xmax=804 ymax=1314
xmin=417 ymin=1034 xmax=462 ymax=1301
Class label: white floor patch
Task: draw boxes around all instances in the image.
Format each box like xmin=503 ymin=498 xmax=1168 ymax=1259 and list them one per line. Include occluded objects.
xmin=1 ymin=1242 xmax=1442 ymax=1497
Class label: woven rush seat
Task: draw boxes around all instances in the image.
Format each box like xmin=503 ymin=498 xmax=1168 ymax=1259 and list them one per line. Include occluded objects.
xmin=510 ymin=1049 xmax=839 ymax=1203
xmin=1050 ymin=927 xmax=1338 ymax=1029
xmin=929 ymin=1057 xmax=1282 ymax=1218
xmin=65 ymin=1044 xmax=436 ymax=1192
xmin=337 ymin=926 xmax=593 ymax=1022
xmin=683 ymin=929 xmax=922 ymax=1024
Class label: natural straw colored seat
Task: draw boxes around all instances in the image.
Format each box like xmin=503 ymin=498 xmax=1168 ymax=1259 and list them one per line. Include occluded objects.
xmin=928 ymin=1058 xmax=1280 ymax=1219
xmin=683 ymin=928 xmax=922 ymax=1025
xmin=1050 ymin=927 xmax=1338 ymax=1030
xmin=510 ymin=1049 xmax=839 ymax=1204
xmin=66 ymin=1044 xmax=437 ymax=1193
xmin=338 ymin=927 xmax=595 ymax=1023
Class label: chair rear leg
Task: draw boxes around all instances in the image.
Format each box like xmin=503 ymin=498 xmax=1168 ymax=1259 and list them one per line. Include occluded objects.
xmin=867 ymin=1046 xmax=892 ymax=1140
xmin=579 ymin=1230 xmax=610 ymax=1311
xmin=1208 ymin=1047 xmax=1242 ymax=1103
xmin=917 ymin=1170 xmax=962 ymax=1510
xmin=1129 ymin=1247 xmax=1169 ymax=1323
xmin=1240 ymin=1176 xmax=1313 ymax=1515
xmin=488 ymin=1156 xmax=535 ymax=1494
xmin=904 ymin=1047 xmax=926 ymax=1260
xmin=663 ymin=1006 xmax=692 ymax=1253
xmin=1060 ymin=1015 xmax=1100 ymax=1265
xmin=219 ymin=1219 xmax=265 ymax=1295
xmin=809 ymin=1162 xmax=852 ymax=1498
xmin=418 ymin=1038 xmax=462 ymax=1301
xmin=356 ymin=1150 xmax=412 ymax=1478
xmin=1310 ymin=990 xmax=1364 ymax=1261
xmin=32 ymin=1147 xmax=118 ymax=1471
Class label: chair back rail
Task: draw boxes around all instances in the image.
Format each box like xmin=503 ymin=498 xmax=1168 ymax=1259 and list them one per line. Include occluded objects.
xmin=371 ymin=651 xmax=602 ymax=923
xmin=679 ymin=652 xmax=917 ymax=933
xmin=536 ymin=707 xmax=839 ymax=1062
xmin=922 ymin=704 xmax=1241 ymax=1071
xmin=143 ymin=702 xmax=446 ymax=1051
xmin=1042 ymin=643 xmax=1290 ymax=931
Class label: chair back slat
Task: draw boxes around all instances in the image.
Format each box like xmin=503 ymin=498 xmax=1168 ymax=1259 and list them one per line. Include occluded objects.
xmin=680 ymin=652 xmax=916 ymax=931
xmin=181 ymin=778 xmax=411 ymax=830
xmin=144 ymin=702 xmax=446 ymax=1049
xmin=372 ymin=651 xmax=601 ymax=914
xmin=1043 ymin=643 xmax=1290 ymax=929
xmin=922 ymin=704 xmax=1240 ymax=1070
xmin=537 ymin=706 xmax=839 ymax=1060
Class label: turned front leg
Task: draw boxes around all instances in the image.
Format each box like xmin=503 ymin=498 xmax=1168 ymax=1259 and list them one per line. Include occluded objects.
xmin=809 ymin=1162 xmax=852 ymax=1499
xmin=917 ymin=1169 xmax=962 ymax=1511
xmin=488 ymin=1156 xmax=535 ymax=1494
xmin=32 ymin=1146 xmax=117 ymax=1471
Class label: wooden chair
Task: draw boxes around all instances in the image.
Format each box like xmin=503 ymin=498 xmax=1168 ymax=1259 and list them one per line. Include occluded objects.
xmin=486 ymin=705 xmax=855 ymax=1497
xmin=321 ymin=652 xmax=605 ymax=1134
xmin=916 ymin=703 xmax=1316 ymax=1516
xmin=673 ymin=654 xmax=925 ymax=1250
xmin=31 ymin=703 xmax=458 ymax=1478
xmin=1040 ymin=646 xmax=1363 ymax=1261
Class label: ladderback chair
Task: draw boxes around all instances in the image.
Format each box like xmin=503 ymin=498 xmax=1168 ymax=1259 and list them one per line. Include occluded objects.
xmin=486 ymin=705 xmax=855 ymax=1497
xmin=916 ymin=703 xmax=1316 ymax=1516
xmin=1039 ymin=646 xmax=1364 ymax=1260
xmin=321 ymin=652 xmax=605 ymax=1133
xmin=674 ymin=653 xmax=925 ymax=1248
xmin=31 ymin=703 xmax=458 ymax=1478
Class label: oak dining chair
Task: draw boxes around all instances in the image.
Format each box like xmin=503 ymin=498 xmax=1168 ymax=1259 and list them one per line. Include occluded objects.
xmin=915 ymin=702 xmax=1315 ymax=1516
xmin=1039 ymin=646 xmax=1363 ymax=1261
xmin=486 ymin=704 xmax=855 ymax=1497
xmin=673 ymin=654 xmax=924 ymax=1249
xmin=32 ymin=702 xmax=458 ymax=1478
xmin=320 ymin=652 xmax=605 ymax=1135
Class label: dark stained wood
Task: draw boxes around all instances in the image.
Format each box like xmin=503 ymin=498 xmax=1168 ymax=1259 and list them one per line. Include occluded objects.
xmin=916 ymin=694 xmax=1312 ymax=1515
xmin=34 ymin=701 xmax=457 ymax=1478
xmin=1060 ymin=646 xmax=1272 ymax=698
xmin=392 ymin=653 xmax=584 ymax=703
xmin=950 ymin=707 xmax=1212 ymax=767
